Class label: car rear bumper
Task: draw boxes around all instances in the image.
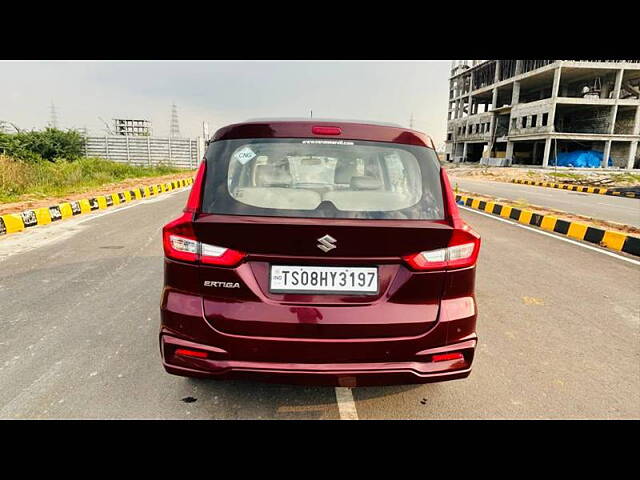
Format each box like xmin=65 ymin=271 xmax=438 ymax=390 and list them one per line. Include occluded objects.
xmin=160 ymin=284 xmax=478 ymax=386
xmin=160 ymin=333 xmax=476 ymax=387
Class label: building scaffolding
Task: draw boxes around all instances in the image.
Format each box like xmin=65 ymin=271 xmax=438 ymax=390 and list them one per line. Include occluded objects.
xmin=113 ymin=119 xmax=152 ymax=136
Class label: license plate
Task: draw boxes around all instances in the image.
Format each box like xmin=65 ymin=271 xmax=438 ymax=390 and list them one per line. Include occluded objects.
xmin=270 ymin=265 xmax=378 ymax=295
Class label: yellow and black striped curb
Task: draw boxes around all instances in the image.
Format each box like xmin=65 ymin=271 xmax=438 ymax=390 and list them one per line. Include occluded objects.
xmin=456 ymin=194 xmax=640 ymax=257
xmin=0 ymin=178 xmax=193 ymax=237
xmin=511 ymin=179 xmax=638 ymax=199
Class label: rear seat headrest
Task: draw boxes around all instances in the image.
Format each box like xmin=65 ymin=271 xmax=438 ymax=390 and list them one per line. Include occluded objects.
xmin=334 ymin=160 xmax=358 ymax=184
xmin=350 ymin=176 xmax=381 ymax=190
xmin=256 ymin=165 xmax=292 ymax=186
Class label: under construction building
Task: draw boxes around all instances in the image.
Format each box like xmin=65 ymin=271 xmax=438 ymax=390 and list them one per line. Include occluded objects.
xmin=445 ymin=60 xmax=640 ymax=169
xmin=113 ymin=118 xmax=152 ymax=136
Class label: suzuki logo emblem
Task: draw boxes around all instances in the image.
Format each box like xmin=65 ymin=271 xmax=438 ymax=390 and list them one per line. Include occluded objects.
xmin=317 ymin=234 xmax=337 ymax=253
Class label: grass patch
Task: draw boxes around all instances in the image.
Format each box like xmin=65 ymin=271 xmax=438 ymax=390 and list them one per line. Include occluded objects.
xmin=547 ymin=171 xmax=640 ymax=186
xmin=547 ymin=172 xmax=586 ymax=180
xmin=0 ymin=155 xmax=189 ymax=203
xmin=609 ymin=172 xmax=640 ymax=184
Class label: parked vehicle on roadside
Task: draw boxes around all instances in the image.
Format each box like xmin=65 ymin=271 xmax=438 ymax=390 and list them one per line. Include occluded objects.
xmin=160 ymin=118 xmax=480 ymax=386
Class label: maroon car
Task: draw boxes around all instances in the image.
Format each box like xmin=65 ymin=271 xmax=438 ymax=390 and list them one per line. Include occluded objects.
xmin=160 ymin=118 xmax=480 ymax=386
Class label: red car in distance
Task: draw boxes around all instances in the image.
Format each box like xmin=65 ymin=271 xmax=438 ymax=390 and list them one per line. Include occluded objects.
xmin=160 ymin=118 xmax=480 ymax=386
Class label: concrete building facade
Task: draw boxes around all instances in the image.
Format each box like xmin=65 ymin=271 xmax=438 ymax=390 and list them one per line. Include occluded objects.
xmin=445 ymin=60 xmax=640 ymax=169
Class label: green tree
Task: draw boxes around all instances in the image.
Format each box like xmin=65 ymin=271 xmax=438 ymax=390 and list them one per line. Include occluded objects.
xmin=0 ymin=128 xmax=85 ymax=162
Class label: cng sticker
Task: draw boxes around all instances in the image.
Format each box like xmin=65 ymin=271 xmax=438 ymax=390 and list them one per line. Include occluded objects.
xmin=234 ymin=146 xmax=256 ymax=165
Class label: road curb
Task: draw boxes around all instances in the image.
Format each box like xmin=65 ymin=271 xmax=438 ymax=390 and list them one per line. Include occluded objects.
xmin=0 ymin=178 xmax=193 ymax=237
xmin=511 ymin=179 xmax=638 ymax=199
xmin=456 ymin=193 xmax=640 ymax=258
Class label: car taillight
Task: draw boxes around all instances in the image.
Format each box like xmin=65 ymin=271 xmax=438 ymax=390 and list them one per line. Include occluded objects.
xmin=162 ymin=213 xmax=246 ymax=267
xmin=167 ymin=234 xmax=199 ymax=262
xmin=184 ymin=159 xmax=206 ymax=213
xmin=403 ymin=224 xmax=481 ymax=271
xmin=200 ymin=242 xmax=246 ymax=266
xmin=312 ymin=126 xmax=341 ymax=135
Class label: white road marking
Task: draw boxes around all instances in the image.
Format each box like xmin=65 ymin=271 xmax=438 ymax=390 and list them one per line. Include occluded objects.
xmin=76 ymin=203 xmax=138 ymax=222
xmin=460 ymin=206 xmax=640 ymax=266
xmin=335 ymin=387 xmax=359 ymax=420
xmin=78 ymin=188 xmax=189 ymax=224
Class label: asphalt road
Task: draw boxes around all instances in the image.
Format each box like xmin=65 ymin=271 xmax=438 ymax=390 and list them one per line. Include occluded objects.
xmin=0 ymin=189 xmax=638 ymax=419
xmin=449 ymin=176 xmax=640 ymax=228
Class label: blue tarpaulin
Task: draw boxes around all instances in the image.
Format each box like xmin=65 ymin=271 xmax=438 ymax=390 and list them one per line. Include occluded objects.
xmin=551 ymin=150 xmax=612 ymax=168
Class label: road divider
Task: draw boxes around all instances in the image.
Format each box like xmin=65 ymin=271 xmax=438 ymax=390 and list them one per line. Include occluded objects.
xmin=456 ymin=194 xmax=640 ymax=258
xmin=511 ymin=179 xmax=638 ymax=199
xmin=0 ymin=178 xmax=193 ymax=237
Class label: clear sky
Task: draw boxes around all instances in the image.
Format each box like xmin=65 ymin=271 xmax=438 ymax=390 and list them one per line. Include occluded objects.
xmin=0 ymin=60 xmax=451 ymax=148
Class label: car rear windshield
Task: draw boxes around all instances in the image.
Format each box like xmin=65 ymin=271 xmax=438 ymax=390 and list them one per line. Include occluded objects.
xmin=201 ymin=138 xmax=444 ymax=220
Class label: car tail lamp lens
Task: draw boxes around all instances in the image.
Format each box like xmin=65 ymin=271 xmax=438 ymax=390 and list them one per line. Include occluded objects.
xmin=440 ymin=168 xmax=462 ymax=225
xmin=163 ymin=214 xmax=199 ymax=262
xmin=433 ymin=352 xmax=464 ymax=362
xmin=175 ymin=348 xmax=208 ymax=359
xmin=168 ymin=234 xmax=199 ymax=262
xmin=312 ymin=126 xmax=341 ymax=135
xmin=163 ymin=213 xmax=246 ymax=266
xmin=184 ymin=160 xmax=206 ymax=213
xmin=403 ymin=224 xmax=480 ymax=271
xmin=447 ymin=242 xmax=475 ymax=261
xmin=200 ymin=243 xmax=247 ymax=266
